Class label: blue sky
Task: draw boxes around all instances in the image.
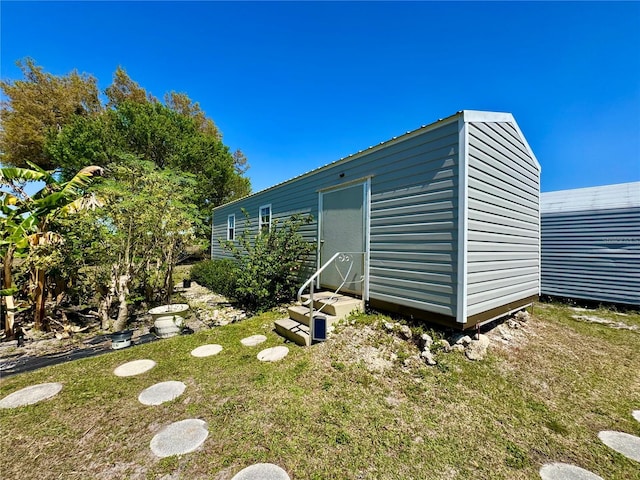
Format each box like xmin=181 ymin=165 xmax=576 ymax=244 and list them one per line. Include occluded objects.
xmin=2 ymin=1 xmax=639 ymax=193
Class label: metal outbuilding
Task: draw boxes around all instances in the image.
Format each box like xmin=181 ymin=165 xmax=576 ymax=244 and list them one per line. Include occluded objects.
xmin=541 ymin=182 xmax=640 ymax=306
xmin=212 ymin=110 xmax=541 ymax=329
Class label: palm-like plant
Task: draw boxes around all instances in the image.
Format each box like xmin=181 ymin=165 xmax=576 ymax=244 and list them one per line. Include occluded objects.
xmin=1 ymin=162 xmax=103 ymax=333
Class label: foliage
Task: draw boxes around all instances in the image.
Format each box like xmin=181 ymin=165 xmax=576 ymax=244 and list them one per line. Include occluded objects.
xmin=81 ymin=156 xmax=203 ymax=330
xmin=0 ymin=58 xmax=101 ymax=169
xmin=0 ymin=163 xmax=103 ymax=331
xmin=190 ymin=259 xmax=237 ymax=298
xmin=221 ymin=212 xmax=314 ymax=312
xmin=104 ymin=66 xmax=151 ymax=108
xmin=46 ymin=99 xmax=251 ymax=230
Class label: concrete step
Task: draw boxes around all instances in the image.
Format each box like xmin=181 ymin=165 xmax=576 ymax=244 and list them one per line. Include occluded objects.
xmin=301 ymin=292 xmax=363 ymax=318
xmin=288 ymin=305 xmax=338 ymax=327
xmin=274 ymin=318 xmax=310 ymax=346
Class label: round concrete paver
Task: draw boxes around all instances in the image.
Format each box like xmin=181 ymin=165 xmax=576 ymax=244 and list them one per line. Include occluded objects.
xmin=231 ymin=463 xmax=290 ymax=480
xmin=241 ymin=334 xmax=267 ymax=347
xmin=150 ymin=419 xmax=209 ymax=458
xmin=539 ymin=463 xmax=603 ymax=480
xmin=191 ymin=344 xmax=223 ymax=357
xmin=633 ymin=410 xmax=640 ymax=423
xmin=598 ymin=430 xmax=640 ymax=462
xmin=0 ymin=383 xmax=63 ymax=409
xmin=138 ymin=381 xmax=186 ymax=406
xmin=113 ymin=359 xmax=156 ymax=377
xmin=257 ymin=346 xmax=289 ymax=362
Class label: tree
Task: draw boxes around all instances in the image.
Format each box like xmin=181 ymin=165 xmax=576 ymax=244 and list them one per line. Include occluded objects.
xmin=83 ymin=156 xmax=201 ymax=331
xmin=165 ymin=91 xmax=221 ymax=139
xmin=0 ymin=58 xmax=101 ymax=169
xmin=104 ymin=66 xmax=151 ymax=108
xmin=0 ymin=163 xmax=103 ymax=331
xmin=47 ymin=100 xmax=251 ymax=229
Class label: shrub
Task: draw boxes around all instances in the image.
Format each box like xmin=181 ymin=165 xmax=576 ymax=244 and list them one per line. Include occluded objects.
xmin=221 ymin=212 xmax=314 ymax=312
xmin=190 ymin=258 xmax=237 ymax=298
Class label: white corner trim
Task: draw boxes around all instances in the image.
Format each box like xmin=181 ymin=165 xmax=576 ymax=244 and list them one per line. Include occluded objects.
xmin=364 ymin=178 xmax=371 ymax=302
xmin=456 ymin=117 xmax=469 ymax=324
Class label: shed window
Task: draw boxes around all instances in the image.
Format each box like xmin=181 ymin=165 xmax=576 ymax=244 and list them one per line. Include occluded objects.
xmin=259 ymin=204 xmax=271 ymax=233
xmin=227 ymin=214 xmax=235 ymax=241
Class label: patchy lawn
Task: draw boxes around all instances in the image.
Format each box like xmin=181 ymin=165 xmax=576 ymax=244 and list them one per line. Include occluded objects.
xmin=1 ymin=302 xmax=638 ymax=479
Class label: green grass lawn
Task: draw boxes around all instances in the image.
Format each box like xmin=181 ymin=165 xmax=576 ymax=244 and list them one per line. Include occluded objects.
xmin=1 ymin=303 xmax=639 ymax=479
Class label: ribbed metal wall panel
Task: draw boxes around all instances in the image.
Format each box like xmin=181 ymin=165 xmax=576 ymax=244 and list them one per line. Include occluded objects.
xmin=466 ymin=122 xmax=541 ymax=316
xmin=212 ymin=111 xmax=541 ymax=324
xmin=541 ymin=182 xmax=640 ymax=306
xmin=213 ymin=118 xmax=460 ymax=316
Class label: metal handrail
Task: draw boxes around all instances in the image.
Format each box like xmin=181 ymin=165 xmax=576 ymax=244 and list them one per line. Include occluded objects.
xmin=296 ymin=251 xmax=364 ymax=303
xmin=297 ymin=251 xmax=365 ymax=343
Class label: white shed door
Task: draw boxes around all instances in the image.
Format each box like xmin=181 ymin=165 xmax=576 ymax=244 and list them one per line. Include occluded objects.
xmin=319 ymin=182 xmax=367 ymax=295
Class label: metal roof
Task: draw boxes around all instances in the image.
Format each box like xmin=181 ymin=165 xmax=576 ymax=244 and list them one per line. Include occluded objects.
xmin=542 ymin=182 xmax=640 ymax=214
xmin=214 ymin=110 xmax=533 ymax=211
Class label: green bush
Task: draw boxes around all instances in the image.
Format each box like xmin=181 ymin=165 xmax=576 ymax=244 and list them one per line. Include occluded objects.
xmin=190 ymin=258 xmax=237 ymax=298
xmin=221 ymin=212 xmax=314 ymax=312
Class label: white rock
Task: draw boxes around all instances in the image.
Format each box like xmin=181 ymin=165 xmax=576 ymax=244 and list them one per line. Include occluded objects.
xmin=506 ymin=319 xmax=519 ymax=329
xmin=419 ymin=333 xmax=433 ymax=350
xmin=515 ymin=310 xmax=530 ymax=322
xmin=465 ymin=334 xmax=490 ymax=361
xmin=440 ymin=339 xmax=451 ymax=352
xmin=383 ymin=322 xmax=395 ymax=332
xmin=452 ymin=344 xmax=465 ymax=353
xmin=420 ymin=350 xmax=437 ymax=366
xmin=399 ymin=325 xmax=412 ymax=339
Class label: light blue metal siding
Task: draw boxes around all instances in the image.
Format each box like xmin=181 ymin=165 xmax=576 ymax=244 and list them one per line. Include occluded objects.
xmin=212 ymin=119 xmax=461 ymax=316
xmin=466 ymin=121 xmax=541 ymax=316
xmin=541 ymin=183 xmax=640 ymax=306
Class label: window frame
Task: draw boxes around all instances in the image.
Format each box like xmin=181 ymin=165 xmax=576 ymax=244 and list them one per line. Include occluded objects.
xmin=258 ymin=204 xmax=272 ymax=233
xmin=227 ymin=214 xmax=235 ymax=241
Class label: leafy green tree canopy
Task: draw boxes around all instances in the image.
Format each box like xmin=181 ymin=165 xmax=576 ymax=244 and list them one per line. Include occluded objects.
xmin=0 ymin=58 xmax=101 ymax=169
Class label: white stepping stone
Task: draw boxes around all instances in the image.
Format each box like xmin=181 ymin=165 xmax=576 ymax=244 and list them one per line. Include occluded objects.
xmin=113 ymin=359 xmax=156 ymax=377
xmin=633 ymin=410 xmax=640 ymax=423
xmin=598 ymin=430 xmax=640 ymax=462
xmin=0 ymin=383 xmax=63 ymax=409
xmin=539 ymin=463 xmax=604 ymax=480
xmin=138 ymin=381 xmax=186 ymax=406
xmin=231 ymin=463 xmax=290 ymax=480
xmin=257 ymin=346 xmax=289 ymax=362
xmin=191 ymin=344 xmax=223 ymax=357
xmin=150 ymin=418 xmax=208 ymax=458
xmin=241 ymin=334 xmax=267 ymax=347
